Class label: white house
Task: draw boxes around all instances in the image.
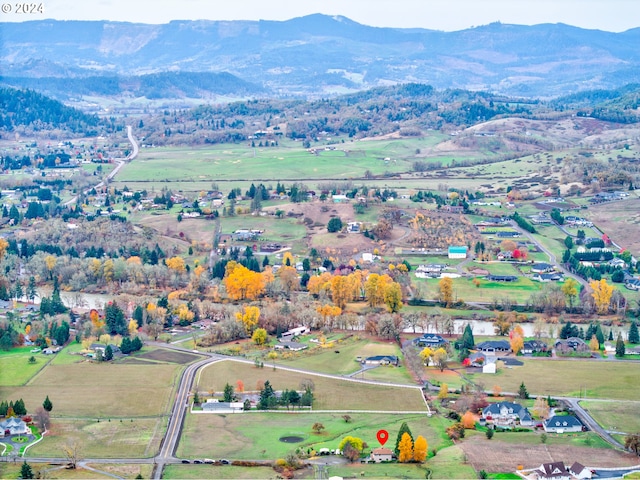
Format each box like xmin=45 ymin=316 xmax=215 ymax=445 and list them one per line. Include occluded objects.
xmin=370 ymin=447 xmax=394 ymax=463
xmin=0 ymin=417 xmax=29 ymax=437
xmin=201 ymin=400 xmax=244 ymax=414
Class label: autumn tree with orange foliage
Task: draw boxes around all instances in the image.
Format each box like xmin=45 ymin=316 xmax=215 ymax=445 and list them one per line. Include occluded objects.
xmin=590 ymin=278 xmax=614 ymax=315
xmin=307 ymin=272 xmax=332 ymax=297
xmin=330 ymin=275 xmax=351 ymax=309
xmin=316 ymin=304 xmax=342 ymax=328
xmin=224 ymin=261 xmax=265 ymax=300
xmin=364 ymin=273 xmax=393 ymax=307
xmin=413 ymin=435 xmax=428 ymax=463
xmin=461 ymin=411 xmax=477 ymax=429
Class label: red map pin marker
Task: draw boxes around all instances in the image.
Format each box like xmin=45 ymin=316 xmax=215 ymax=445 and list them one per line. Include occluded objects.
xmin=376 ymin=429 xmax=389 ymax=446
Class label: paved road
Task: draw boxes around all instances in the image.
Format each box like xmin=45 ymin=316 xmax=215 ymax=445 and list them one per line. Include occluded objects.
xmin=63 ymin=125 xmax=138 ymax=207
xmin=512 ymin=221 xmax=589 ymax=288
xmin=562 ymin=397 xmax=627 ymax=450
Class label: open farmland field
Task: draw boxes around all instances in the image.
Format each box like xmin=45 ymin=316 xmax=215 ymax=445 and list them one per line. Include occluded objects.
xmin=178 ymin=412 xmax=449 ymax=461
xmin=163 ymin=465 xmax=277 ymax=479
xmin=0 ymin=362 xmax=181 ymax=417
xmin=26 ymin=417 xmax=166 ymax=458
xmin=587 ymin=196 xmax=640 ymax=253
xmin=196 ymin=360 xmax=427 ymax=411
xmin=466 ymin=359 xmax=640 ymax=400
xmin=459 ymin=435 xmax=638 ymax=472
xmin=580 ymin=400 xmax=640 ymax=435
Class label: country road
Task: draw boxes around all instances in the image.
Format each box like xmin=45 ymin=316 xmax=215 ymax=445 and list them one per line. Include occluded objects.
xmin=63 ymin=125 xmax=138 ymax=207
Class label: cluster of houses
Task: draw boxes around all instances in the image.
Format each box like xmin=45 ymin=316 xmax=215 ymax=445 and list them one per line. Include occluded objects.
xmin=481 ymin=402 xmax=584 ymax=434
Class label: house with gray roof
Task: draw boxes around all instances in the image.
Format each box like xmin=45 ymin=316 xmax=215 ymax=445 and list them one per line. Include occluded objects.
xmin=201 ymin=400 xmax=244 ymax=414
xmin=544 ymin=415 xmax=583 ymax=433
xmin=482 ymin=402 xmax=533 ymax=428
xmin=0 ymin=417 xmax=29 ymax=437
xmin=475 ymin=340 xmax=511 ymax=354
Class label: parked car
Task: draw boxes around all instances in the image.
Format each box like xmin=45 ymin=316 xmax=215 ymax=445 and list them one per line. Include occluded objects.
xmin=181 ymin=460 xmax=190 ymax=464
xmin=219 ymin=459 xmax=230 ymax=465
xmin=203 ymin=459 xmax=214 ymax=464
xmin=193 ymin=460 xmax=202 ymax=464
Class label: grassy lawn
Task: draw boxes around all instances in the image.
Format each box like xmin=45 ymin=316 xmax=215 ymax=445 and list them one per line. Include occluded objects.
xmin=162 ymin=465 xmax=277 ymax=479
xmin=580 ymin=400 xmax=640 ymax=434
xmin=0 ymin=361 xmax=181 ymax=417
xmin=487 ymin=429 xmax=611 ymax=449
xmin=0 ymin=464 xmax=110 ymax=479
xmin=466 ymin=359 xmax=640 ymax=400
xmin=416 ymin=276 xmax=542 ymax=304
xmin=327 ymin=444 xmax=475 ymax=479
xmin=0 ymin=349 xmax=52 ymax=386
xmin=27 ymin=417 xmax=167 ymax=459
xmin=196 ymin=360 xmax=426 ymax=411
xmin=278 ymin=337 xmax=402 ymax=376
xmin=178 ymin=412 xmax=450 ymax=461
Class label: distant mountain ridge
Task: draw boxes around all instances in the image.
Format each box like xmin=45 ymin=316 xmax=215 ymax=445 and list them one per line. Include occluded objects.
xmin=2 ymin=15 xmax=640 ymax=97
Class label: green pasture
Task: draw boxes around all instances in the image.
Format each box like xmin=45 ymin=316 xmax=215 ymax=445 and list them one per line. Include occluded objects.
xmin=196 ymin=360 xmax=427 ymax=411
xmin=277 ymin=338 xmax=401 ymax=376
xmin=87 ymin=464 xmax=154 ymax=479
xmin=327 ymin=444 xmax=475 ymax=479
xmin=26 ymin=417 xmax=167 ymax=459
xmin=178 ymin=412 xmax=449 ymax=461
xmin=468 ymin=261 xmax=521 ymax=276
xmin=580 ymin=400 xmax=640 ymax=435
xmin=482 ymin=429 xmax=610 ymax=449
xmin=415 ymin=276 xmax=542 ymax=304
xmin=0 ymin=464 xmax=109 ymax=479
xmin=0 ymin=348 xmax=52 ymax=386
xmin=466 ymin=359 xmax=640 ymax=400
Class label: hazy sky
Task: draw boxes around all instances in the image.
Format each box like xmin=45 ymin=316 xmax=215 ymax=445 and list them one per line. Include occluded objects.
xmin=1 ymin=0 xmax=638 ymax=32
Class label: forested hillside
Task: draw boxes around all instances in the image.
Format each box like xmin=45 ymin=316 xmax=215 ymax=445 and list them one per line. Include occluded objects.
xmin=0 ymin=88 xmax=100 ymax=134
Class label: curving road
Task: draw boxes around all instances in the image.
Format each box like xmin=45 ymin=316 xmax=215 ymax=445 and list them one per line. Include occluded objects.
xmin=63 ymin=125 xmax=138 ymax=207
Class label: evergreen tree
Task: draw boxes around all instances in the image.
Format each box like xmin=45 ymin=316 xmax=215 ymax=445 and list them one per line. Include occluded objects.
xmin=14 ymin=398 xmax=27 ymax=416
xmin=615 ymin=333 xmax=626 ymax=358
xmin=629 ymin=322 xmax=639 ymax=344
xmin=120 ymin=337 xmax=132 ymax=354
xmin=461 ymin=324 xmax=475 ymax=349
xmin=104 ymin=344 xmax=113 ymax=361
xmin=131 ymin=336 xmax=143 ymax=351
xmin=518 ymin=382 xmax=529 ymax=399
xmin=595 ymin=324 xmax=605 ymax=347
xmin=21 ymin=461 xmax=34 ymax=479
xmin=394 ymin=422 xmax=413 ymax=457
xmin=0 ymin=400 xmax=8 ymax=416
xmin=105 ymin=302 xmax=127 ymax=336
xmin=27 ymin=276 xmax=37 ymax=302
xmin=608 ymin=329 xmax=614 ymax=341
xmin=223 ymin=383 xmax=235 ymax=402
xmin=43 ymin=395 xmax=53 ymax=412
xmin=258 ymin=380 xmax=276 ymax=409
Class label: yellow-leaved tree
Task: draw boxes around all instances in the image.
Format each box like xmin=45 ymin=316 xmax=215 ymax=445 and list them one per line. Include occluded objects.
xmin=224 ymin=261 xmax=265 ymax=300
xmin=590 ymin=278 xmax=614 ymax=315
xmin=128 ymin=319 xmax=138 ymax=336
xmin=413 ymin=435 xmax=428 ymax=463
xmin=235 ymin=305 xmax=261 ymax=334
xmin=438 ymin=277 xmax=453 ymax=306
xmin=398 ymin=432 xmax=414 ymax=463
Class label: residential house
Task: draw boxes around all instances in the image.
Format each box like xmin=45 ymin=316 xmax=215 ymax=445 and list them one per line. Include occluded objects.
xmin=625 ymin=278 xmax=640 ymax=291
xmin=468 ymin=352 xmax=487 ymax=367
xmin=554 ymin=337 xmax=589 ymax=354
xmin=370 ymin=447 xmax=394 ymax=463
xmin=274 ymin=340 xmax=308 ymax=352
xmin=415 ymin=264 xmax=446 ymax=279
xmin=569 ymin=462 xmax=592 ymax=480
xmin=448 ymin=246 xmax=468 ymax=259
xmin=522 ymin=340 xmax=547 ymax=355
xmin=486 ymin=274 xmax=518 ymax=282
xmin=496 ymin=231 xmax=521 ymax=238
xmin=347 ymin=222 xmax=361 ymax=233
xmin=280 ymin=326 xmax=310 ymax=340
xmin=532 ymin=272 xmax=564 ymax=282
xmin=363 ymin=355 xmax=399 ymax=366
xmin=544 ymin=415 xmax=583 ymax=433
xmin=475 ymin=340 xmax=511 ymax=354
xmin=201 ymin=400 xmax=244 ymax=414
xmin=537 ymin=462 xmax=571 ymax=480
xmin=608 ymin=258 xmax=626 ymax=269
xmin=0 ymin=417 xmax=29 ymax=437
xmin=416 ymin=334 xmax=448 ymax=349
xmin=531 ymin=263 xmax=554 ymax=273
xmin=482 ymin=402 xmax=534 ymax=428
xmin=497 ymin=251 xmax=513 ymax=261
